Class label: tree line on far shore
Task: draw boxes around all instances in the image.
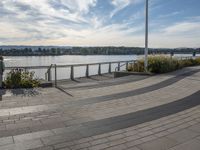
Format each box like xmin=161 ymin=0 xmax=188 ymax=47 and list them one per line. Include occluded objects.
xmin=0 ymin=46 xmax=199 ymax=56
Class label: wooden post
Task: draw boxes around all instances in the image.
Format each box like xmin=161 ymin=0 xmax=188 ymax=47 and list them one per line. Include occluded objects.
xmin=54 ymin=64 xmax=57 ymax=87
xmin=70 ymin=66 xmax=74 ymax=80
xmin=108 ymin=62 xmax=111 ymax=73
xmin=86 ymin=64 xmax=89 ymax=77
xmin=118 ymin=62 xmax=120 ymax=71
xmin=98 ymin=64 xmax=101 ymax=75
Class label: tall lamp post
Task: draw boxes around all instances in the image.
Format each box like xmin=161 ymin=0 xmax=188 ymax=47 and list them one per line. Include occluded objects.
xmin=144 ymin=0 xmax=149 ymax=72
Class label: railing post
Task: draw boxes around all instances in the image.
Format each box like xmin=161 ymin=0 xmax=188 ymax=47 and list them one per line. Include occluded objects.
xmin=54 ymin=64 xmax=57 ymax=87
xmin=193 ymin=52 xmax=196 ymax=57
xmin=45 ymin=73 xmax=47 ymax=81
xmin=126 ymin=62 xmax=129 ymax=71
xmin=108 ymin=62 xmax=112 ymax=73
xmin=48 ymin=69 xmax=52 ymax=81
xmin=133 ymin=61 xmax=136 ymax=72
xmin=86 ymin=64 xmax=89 ymax=77
xmin=98 ymin=64 xmax=101 ymax=75
xmin=118 ymin=62 xmax=120 ymax=71
xmin=70 ymin=65 xmax=74 ymax=80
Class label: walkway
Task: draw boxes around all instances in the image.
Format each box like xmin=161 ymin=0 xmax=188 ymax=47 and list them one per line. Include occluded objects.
xmin=0 ymin=66 xmax=200 ymax=150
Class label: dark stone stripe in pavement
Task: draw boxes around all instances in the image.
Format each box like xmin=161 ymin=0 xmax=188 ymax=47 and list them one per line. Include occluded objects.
xmin=43 ymin=90 xmax=200 ymax=145
xmin=82 ymin=90 xmax=200 ymax=130
xmin=68 ymin=69 xmax=200 ymax=106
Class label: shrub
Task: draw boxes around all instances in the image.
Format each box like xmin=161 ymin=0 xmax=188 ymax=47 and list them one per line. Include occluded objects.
xmin=148 ymin=56 xmax=180 ymax=73
xmin=128 ymin=56 xmax=200 ymax=74
xmin=4 ymin=68 xmax=40 ymax=89
xmin=195 ymin=57 xmax=200 ymax=64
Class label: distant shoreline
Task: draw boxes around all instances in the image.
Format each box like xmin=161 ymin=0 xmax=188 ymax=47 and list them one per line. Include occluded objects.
xmin=2 ymin=53 xmax=199 ymax=57
xmin=0 ymin=46 xmax=199 ymax=56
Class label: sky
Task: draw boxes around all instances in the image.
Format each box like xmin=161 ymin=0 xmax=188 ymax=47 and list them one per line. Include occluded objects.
xmin=0 ymin=0 xmax=200 ymax=48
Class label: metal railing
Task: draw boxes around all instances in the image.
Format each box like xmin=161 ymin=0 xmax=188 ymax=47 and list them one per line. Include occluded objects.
xmin=45 ymin=64 xmax=53 ymax=81
xmin=176 ymin=56 xmax=199 ymax=60
xmin=5 ymin=55 xmax=199 ymax=87
xmin=43 ymin=60 xmax=135 ymax=86
xmin=115 ymin=60 xmax=138 ymax=72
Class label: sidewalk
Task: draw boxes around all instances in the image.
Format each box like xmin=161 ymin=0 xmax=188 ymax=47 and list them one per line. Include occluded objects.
xmin=0 ymin=66 xmax=200 ymax=150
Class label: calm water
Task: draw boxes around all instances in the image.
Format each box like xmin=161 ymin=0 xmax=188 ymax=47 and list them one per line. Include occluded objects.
xmin=4 ymin=55 xmax=141 ymax=80
xmin=4 ymin=54 xmax=197 ymax=80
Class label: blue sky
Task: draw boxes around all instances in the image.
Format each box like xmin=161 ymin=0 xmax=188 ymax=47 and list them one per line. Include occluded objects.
xmin=0 ymin=0 xmax=200 ymax=48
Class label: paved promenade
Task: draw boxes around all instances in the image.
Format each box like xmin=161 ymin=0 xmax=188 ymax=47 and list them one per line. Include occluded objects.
xmin=0 ymin=66 xmax=200 ymax=150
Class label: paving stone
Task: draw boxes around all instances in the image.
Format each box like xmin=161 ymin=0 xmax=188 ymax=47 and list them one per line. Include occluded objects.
xmin=139 ymin=135 xmax=157 ymax=143
xmin=138 ymin=131 xmax=154 ymax=137
xmin=59 ymin=147 xmax=71 ymax=150
xmin=109 ymin=138 xmax=127 ymax=147
xmin=151 ymin=127 xmax=167 ymax=133
xmin=167 ymin=129 xmax=199 ymax=143
xmin=154 ymin=131 xmax=170 ymax=138
xmin=137 ymin=137 xmax=178 ymax=150
xmin=54 ymin=141 xmax=75 ymax=149
xmin=105 ymin=144 xmax=127 ymax=150
xmin=41 ymin=135 xmax=68 ymax=146
xmin=0 ymin=139 xmax=43 ymax=150
xmin=88 ymin=143 xmax=110 ymax=150
xmin=90 ymin=138 xmax=109 ymax=146
xmin=124 ymin=130 xmax=139 ymax=136
xmin=124 ymin=134 xmax=141 ymax=142
xmin=170 ymin=139 xmax=200 ymax=150
xmin=188 ymin=123 xmax=200 ymax=133
xmin=13 ymin=130 xmax=54 ymax=142
xmin=125 ymin=139 xmax=143 ymax=148
xmin=31 ymin=146 xmax=54 ymax=150
xmin=195 ymin=136 xmax=200 ymax=143
xmin=126 ymin=147 xmax=141 ymax=150
xmin=70 ymin=142 xmax=91 ymax=150
xmin=0 ymin=136 xmax=13 ymax=146
xmin=107 ymin=134 xmax=125 ymax=141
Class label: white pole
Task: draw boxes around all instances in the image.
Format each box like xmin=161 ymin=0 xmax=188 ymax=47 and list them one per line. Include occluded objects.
xmin=144 ymin=0 xmax=149 ymax=72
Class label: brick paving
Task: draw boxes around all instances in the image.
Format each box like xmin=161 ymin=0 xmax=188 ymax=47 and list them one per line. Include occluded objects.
xmin=0 ymin=66 xmax=200 ymax=150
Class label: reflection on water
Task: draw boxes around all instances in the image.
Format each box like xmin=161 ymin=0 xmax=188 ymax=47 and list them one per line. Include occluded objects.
xmin=4 ymin=55 xmax=141 ymax=66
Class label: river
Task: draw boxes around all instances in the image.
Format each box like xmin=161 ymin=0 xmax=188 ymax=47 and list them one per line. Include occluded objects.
xmin=3 ymin=54 xmax=197 ymax=80
xmin=4 ymin=55 xmax=141 ymax=80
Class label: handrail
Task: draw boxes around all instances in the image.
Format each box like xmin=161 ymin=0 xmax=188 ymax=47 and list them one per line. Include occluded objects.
xmin=5 ymin=65 xmax=50 ymax=70
xmin=175 ymin=56 xmax=200 ymax=60
xmin=115 ymin=60 xmax=137 ymax=72
xmin=115 ymin=63 xmax=126 ymax=72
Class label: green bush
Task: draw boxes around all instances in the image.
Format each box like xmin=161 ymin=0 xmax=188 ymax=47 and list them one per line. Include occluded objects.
xmin=148 ymin=56 xmax=180 ymax=73
xmin=4 ymin=68 xmax=40 ymax=89
xmin=128 ymin=56 xmax=200 ymax=74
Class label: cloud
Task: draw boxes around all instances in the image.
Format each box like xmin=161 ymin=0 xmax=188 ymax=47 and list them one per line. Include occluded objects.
xmin=158 ymin=11 xmax=182 ymax=19
xmin=0 ymin=0 xmax=99 ymax=41
xmin=0 ymin=0 xmax=199 ymax=48
xmin=110 ymin=0 xmax=142 ymax=18
xmin=163 ymin=22 xmax=200 ymax=35
xmin=146 ymin=21 xmax=200 ymax=48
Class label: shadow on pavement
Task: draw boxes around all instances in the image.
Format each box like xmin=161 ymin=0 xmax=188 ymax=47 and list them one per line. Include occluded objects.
xmin=10 ymin=88 xmax=40 ymax=97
